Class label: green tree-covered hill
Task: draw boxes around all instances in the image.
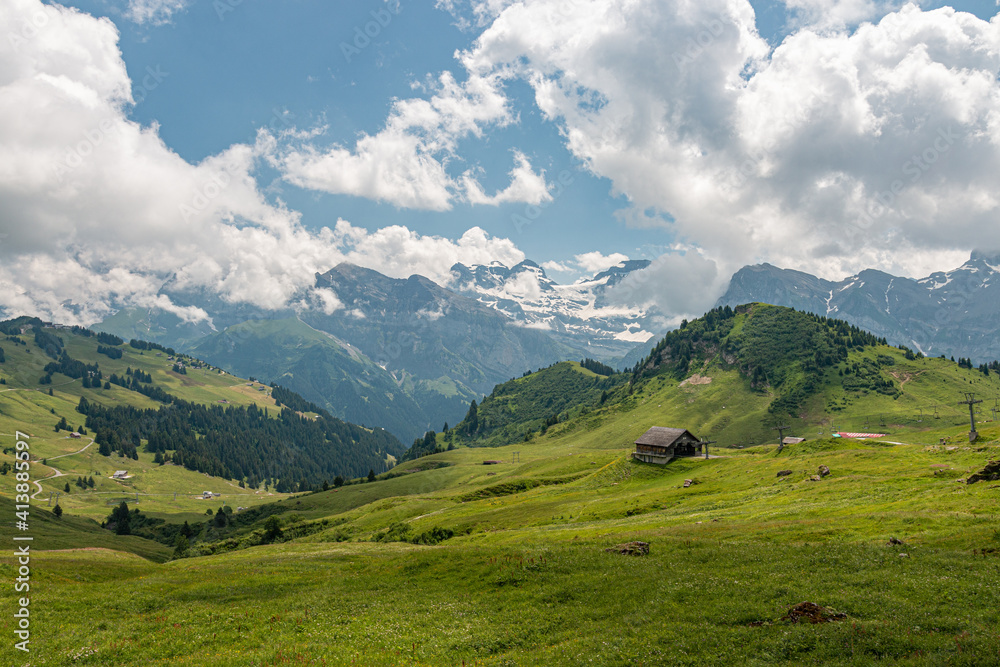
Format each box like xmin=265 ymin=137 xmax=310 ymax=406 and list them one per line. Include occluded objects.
xmin=0 ymin=317 xmax=403 ymax=492
xmin=431 ymin=303 xmax=1000 ymax=456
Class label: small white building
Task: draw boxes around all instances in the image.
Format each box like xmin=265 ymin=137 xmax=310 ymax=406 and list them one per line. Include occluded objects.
xmin=202 ymin=491 xmax=213 ymax=499
xmin=112 ymin=470 xmax=128 ymax=479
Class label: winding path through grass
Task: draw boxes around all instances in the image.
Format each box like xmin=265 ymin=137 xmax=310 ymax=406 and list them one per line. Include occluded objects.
xmin=31 ymin=436 xmax=95 ymax=499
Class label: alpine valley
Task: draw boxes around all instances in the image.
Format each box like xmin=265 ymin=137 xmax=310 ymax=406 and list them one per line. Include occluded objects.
xmin=6 ymin=303 xmax=1000 ymax=665
xmin=96 ymin=259 xmax=659 ymax=443
xmin=93 ymin=251 xmax=1000 ymax=445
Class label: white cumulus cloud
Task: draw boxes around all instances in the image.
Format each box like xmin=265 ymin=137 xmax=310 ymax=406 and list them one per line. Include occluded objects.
xmin=0 ymin=0 xmax=530 ymax=325
xmin=462 ymin=151 xmax=552 ymax=206
xmin=452 ymin=0 xmax=1000 ymax=314
xmin=273 ymin=70 xmax=550 ymax=210
xmin=575 ymin=252 xmax=629 ymax=275
xmin=125 ymin=0 xmax=190 ymax=25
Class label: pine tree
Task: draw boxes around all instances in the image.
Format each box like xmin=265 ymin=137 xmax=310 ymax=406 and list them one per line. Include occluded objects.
xmin=465 ymin=400 xmax=479 ymax=435
xmin=112 ymin=501 xmax=131 ymax=535
xmin=173 ymin=534 xmax=189 ymax=558
xmin=53 ymin=503 xmax=63 ymax=519
xmin=367 ymin=469 xmax=376 ymax=483
xmin=64 ymin=482 xmax=70 ymax=493
xmin=263 ymin=516 xmax=282 ymax=543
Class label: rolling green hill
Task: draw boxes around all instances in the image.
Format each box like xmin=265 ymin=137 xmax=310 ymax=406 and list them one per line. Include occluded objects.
xmin=439 ymin=304 xmax=1000 ymax=454
xmin=0 ymin=317 xmax=402 ymax=531
xmin=6 ymin=305 xmax=1000 ymax=665
xmin=439 ymin=360 xmax=630 ymax=451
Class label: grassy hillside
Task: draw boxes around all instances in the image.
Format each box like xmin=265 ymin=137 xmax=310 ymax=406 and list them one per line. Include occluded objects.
xmin=6 ymin=305 xmax=1000 ymax=664
xmin=441 ymin=304 xmax=1000 ymax=453
xmin=415 ymin=360 xmax=629 ymax=456
xmin=0 ymin=319 xmax=398 ymax=546
xmin=9 ymin=408 xmax=1000 ymax=664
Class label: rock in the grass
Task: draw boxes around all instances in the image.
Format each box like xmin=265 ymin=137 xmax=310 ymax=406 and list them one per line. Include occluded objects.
xmin=777 ymin=470 xmax=793 ymax=477
xmin=683 ymin=479 xmax=693 ymax=488
xmin=605 ymin=541 xmax=650 ymax=556
xmin=781 ymin=602 xmax=847 ymax=624
xmin=888 ymin=536 xmax=905 ymax=545
xmin=809 ymin=475 xmax=822 ymax=482
xmin=898 ymin=553 xmax=909 ymax=558
xmin=966 ymin=460 xmax=1000 ymax=485
xmin=818 ymin=465 xmax=831 ymax=477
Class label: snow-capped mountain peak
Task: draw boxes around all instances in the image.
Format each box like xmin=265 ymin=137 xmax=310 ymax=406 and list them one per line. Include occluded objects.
xmin=449 ymin=258 xmax=657 ymax=360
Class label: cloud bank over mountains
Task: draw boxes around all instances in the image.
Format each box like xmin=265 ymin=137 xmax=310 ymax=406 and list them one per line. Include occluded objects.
xmin=1 ymin=0 xmax=998 ymax=327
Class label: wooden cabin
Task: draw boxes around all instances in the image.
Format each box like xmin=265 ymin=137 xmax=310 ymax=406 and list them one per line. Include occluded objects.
xmin=632 ymin=427 xmax=701 ymax=465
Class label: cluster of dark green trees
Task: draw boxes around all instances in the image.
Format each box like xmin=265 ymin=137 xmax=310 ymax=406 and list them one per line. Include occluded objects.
xmin=42 ymin=351 xmax=101 ymax=383
xmin=424 ymin=360 xmax=628 ymax=454
xmin=74 ymin=476 xmax=96 ymax=489
xmin=97 ymin=345 xmax=123 ymax=359
xmin=78 ymin=390 xmax=402 ymax=489
xmin=103 ymin=499 xmax=293 ymax=558
xmin=128 ymin=339 xmax=175 ymax=354
xmin=33 ymin=326 xmax=64 ymax=358
xmin=66 ymin=326 xmax=123 ymax=347
xmin=580 ymin=358 xmax=615 ymax=376
xmin=636 ymin=304 xmax=889 ymax=416
xmin=104 ymin=369 xmax=172 ymax=402
xmin=953 ymin=356 xmax=1000 ymax=376
xmin=53 ymin=416 xmax=84 ymax=433
xmin=840 ymin=358 xmax=900 ymax=396
xmin=271 ymin=384 xmax=324 ymax=413
xmin=403 ymin=427 xmax=455 ymax=460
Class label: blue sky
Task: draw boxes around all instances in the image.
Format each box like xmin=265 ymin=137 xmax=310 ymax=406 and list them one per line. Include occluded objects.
xmin=55 ymin=0 xmax=996 ymax=270
xmin=1 ymin=0 xmax=999 ymax=325
xmin=102 ymin=0 xmax=650 ymax=267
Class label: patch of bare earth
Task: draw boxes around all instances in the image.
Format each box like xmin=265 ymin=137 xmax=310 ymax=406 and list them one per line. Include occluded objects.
xmin=679 ymin=374 xmax=712 ymax=387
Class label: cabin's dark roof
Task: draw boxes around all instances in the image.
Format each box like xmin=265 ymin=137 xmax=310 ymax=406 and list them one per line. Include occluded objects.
xmin=635 ymin=427 xmax=698 ymax=448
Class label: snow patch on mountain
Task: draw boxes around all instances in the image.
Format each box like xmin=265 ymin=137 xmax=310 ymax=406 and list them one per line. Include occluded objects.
xmin=448 ymin=258 xmax=657 ymax=360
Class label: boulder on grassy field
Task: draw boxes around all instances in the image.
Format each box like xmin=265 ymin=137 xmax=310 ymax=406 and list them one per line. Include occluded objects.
xmin=809 ymin=475 xmax=822 ymax=482
xmin=966 ymin=460 xmax=1000 ymax=485
xmin=777 ymin=470 xmax=792 ymax=477
xmin=818 ymin=465 xmax=830 ymax=477
xmin=605 ymin=541 xmax=649 ymax=556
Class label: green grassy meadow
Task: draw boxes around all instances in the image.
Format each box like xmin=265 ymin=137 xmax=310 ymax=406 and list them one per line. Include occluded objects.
xmin=4 ymin=322 xmax=1000 ymax=664
xmin=0 ymin=328 xmax=296 ymax=536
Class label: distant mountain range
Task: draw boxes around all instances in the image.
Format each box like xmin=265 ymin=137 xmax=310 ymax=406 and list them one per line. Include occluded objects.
xmin=97 ymin=261 xmax=654 ymax=443
xmin=448 ymin=258 xmax=655 ymax=359
xmin=93 ymin=249 xmax=1000 ymax=444
xmin=716 ymin=251 xmax=1000 ymax=363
